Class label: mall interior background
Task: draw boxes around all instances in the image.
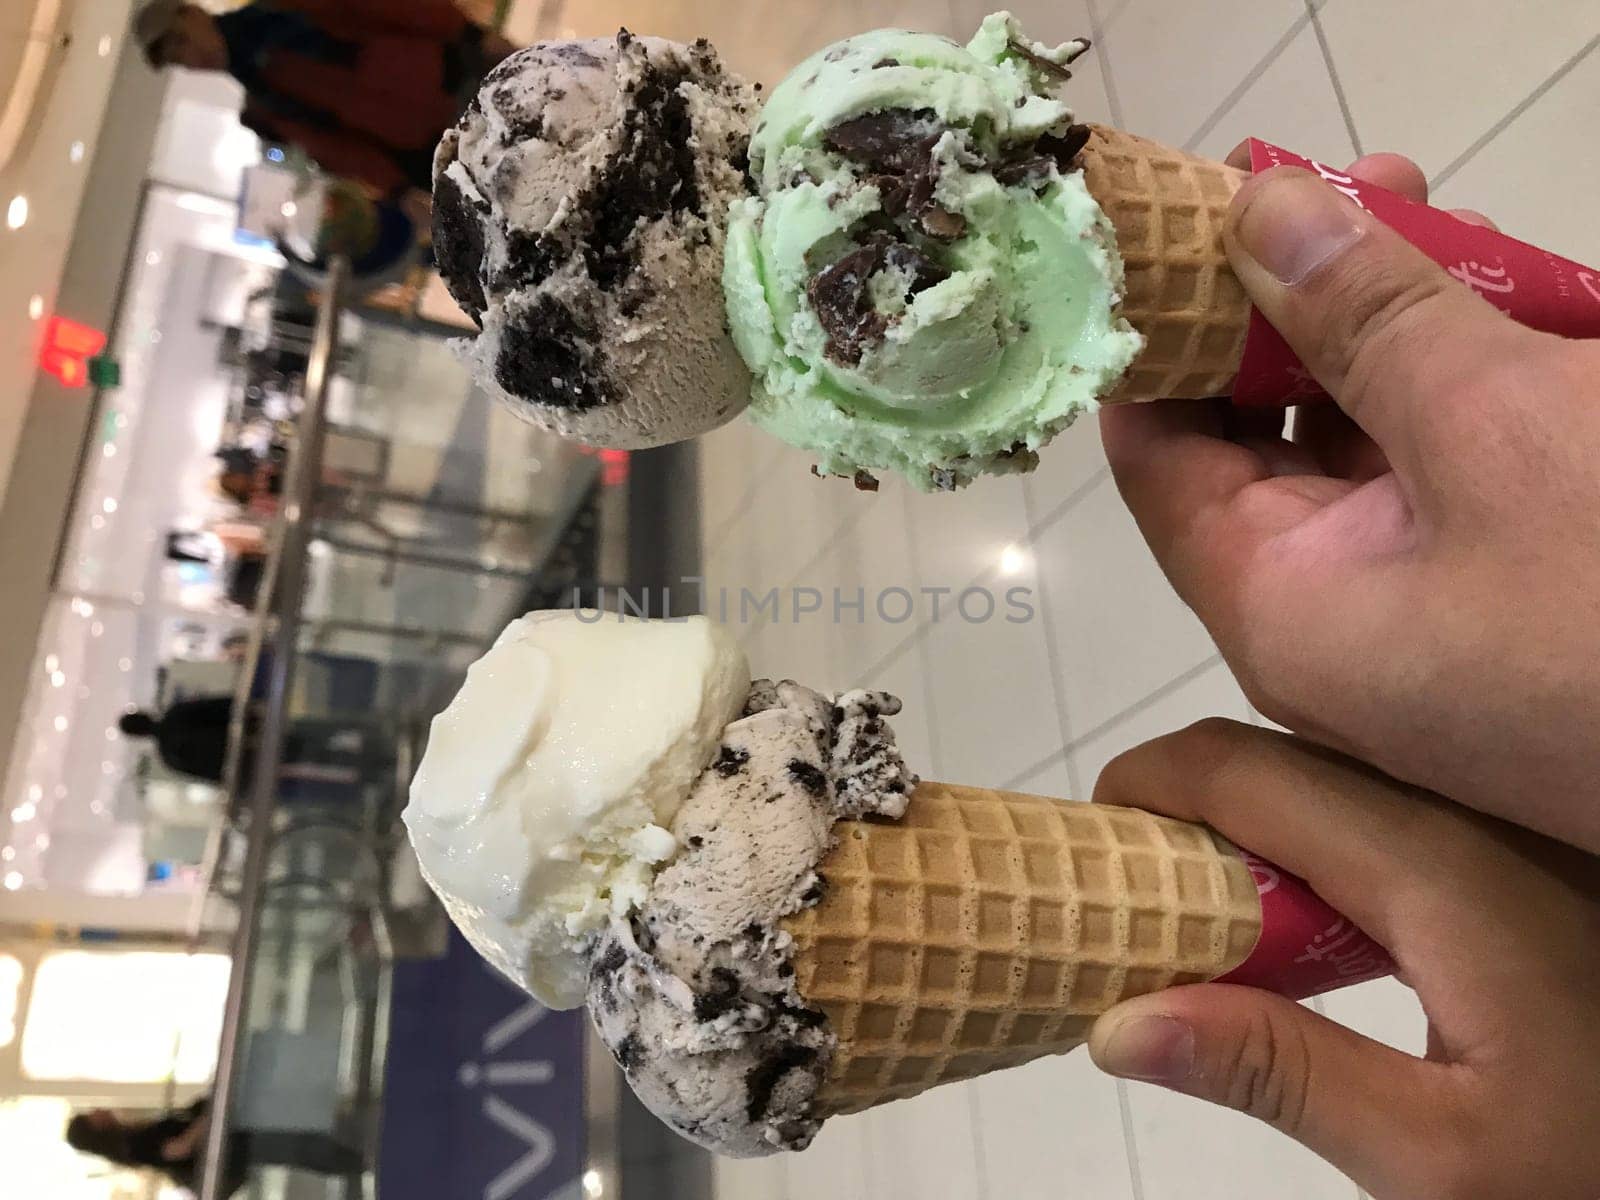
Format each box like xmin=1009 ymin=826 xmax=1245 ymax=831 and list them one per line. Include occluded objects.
xmin=0 ymin=1 xmax=1597 ymax=1198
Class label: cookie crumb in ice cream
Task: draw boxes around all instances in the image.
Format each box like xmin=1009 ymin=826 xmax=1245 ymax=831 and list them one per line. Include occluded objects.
xmin=586 ymin=682 xmax=915 ymax=1156
xmin=434 ymin=32 xmax=758 ymax=448
xmin=713 ymin=744 xmax=751 ymax=776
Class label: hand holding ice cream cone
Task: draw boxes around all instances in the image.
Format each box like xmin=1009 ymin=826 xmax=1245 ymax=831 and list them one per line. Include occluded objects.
xmin=403 ymin=613 xmax=1387 ymax=1156
xmin=1084 ymin=720 xmax=1600 ymax=1200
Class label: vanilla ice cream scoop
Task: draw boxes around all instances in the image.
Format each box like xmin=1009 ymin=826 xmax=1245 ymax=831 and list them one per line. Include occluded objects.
xmin=402 ymin=612 xmax=749 ymax=1007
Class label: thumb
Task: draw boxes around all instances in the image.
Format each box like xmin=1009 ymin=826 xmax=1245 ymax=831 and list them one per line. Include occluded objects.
xmin=1223 ymin=166 xmax=1532 ymax=471
xmin=1088 ymin=983 xmax=1458 ymax=1189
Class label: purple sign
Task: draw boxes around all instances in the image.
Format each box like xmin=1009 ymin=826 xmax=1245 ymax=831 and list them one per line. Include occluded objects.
xmin=381 ymin=931 xmax=586 ymax=1199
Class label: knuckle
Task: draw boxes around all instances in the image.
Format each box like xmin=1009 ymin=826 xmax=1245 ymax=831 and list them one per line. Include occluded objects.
xmin=1325 ymin=270 xmax=1461 ymax=419
xmin=1168 ymin=718 xmax=1257 ymax=788
xmin=1217 ymin=1009 xmax=1311 ymax=1135
xmin=1095 ymin=717 xmax=1253 ymax=804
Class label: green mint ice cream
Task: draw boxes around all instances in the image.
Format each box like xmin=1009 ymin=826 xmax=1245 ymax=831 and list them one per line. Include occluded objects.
xmin=723 ymin=13 xmax=1142 ymax=491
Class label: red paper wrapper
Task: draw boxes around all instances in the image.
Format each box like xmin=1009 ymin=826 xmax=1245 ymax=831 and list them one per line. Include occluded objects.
xmin=1233 ymin=139 xmax=1600 ymax=406
xmin=1218 ymin=849 xmax=1394 ymax=999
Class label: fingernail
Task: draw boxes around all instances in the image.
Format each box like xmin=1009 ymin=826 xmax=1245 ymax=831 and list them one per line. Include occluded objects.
xmin=1235 ymin=172 xmax=1366 ymax=286
xmin=1098 ymin=1015 xmax=1196 ymax=1083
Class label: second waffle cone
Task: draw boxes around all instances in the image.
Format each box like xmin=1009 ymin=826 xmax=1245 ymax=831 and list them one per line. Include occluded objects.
xmin=1079 ymin=125 xmax=1254 ymax=403
xmin=780 ymin=783 xmax=1262 ymax=1116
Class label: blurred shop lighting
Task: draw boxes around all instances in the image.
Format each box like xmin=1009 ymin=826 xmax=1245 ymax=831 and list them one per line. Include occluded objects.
xmin=38 ymin=315 xmax=107 ymax=389
xmin=176 ymin=191 xmax=233 ymax=217
xmin=0 ymin=957 xmax=19 ymax=1044
xmin=27 ymin=294 xmax=43 ymax=319
xmin=19 ymin=951 xmax=229 ymax=1083
xmin=6 ymin=194 xmax=27 ymax=229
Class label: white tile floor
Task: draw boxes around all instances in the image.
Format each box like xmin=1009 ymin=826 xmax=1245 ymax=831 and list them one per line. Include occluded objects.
xmin=543 ymin=0 xmax=1600 ymax=1195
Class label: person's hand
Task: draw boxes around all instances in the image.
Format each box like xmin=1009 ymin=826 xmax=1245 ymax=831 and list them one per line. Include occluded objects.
xmin=161 ymin=1111 xmax=209 ymax=1162
xmin=1099 ymin=151 xmax=1600 ymax=853
xmin=1086 ymin=719 xmax=1600 ymax=1200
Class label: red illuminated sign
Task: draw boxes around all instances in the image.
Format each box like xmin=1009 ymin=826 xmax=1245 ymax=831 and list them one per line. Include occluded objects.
xmin=39 ymin=316 xmax=107 ymax=388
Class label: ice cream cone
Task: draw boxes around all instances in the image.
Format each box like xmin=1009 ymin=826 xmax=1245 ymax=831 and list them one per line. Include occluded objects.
xmin=780 ymin=782 xmax=1263 ymax=1116
xmin=1078 ymin=125 xmax=1254 ymax=404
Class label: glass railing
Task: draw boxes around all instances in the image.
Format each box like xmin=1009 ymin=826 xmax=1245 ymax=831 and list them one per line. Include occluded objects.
xmin=189 ymin=259 xmax=617 ymax=1200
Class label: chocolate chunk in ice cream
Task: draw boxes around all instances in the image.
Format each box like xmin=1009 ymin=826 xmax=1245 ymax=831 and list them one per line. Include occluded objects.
xmin=808 ymin=236 xmax=951 ymax=365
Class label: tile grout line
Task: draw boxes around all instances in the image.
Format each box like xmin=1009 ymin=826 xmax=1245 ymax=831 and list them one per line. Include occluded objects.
xmin=966 ymin=1083 xmax=993 ymax=1200
xmin=1115 ymin=1078 xmax=1148 ymax=1200
xmin=1183 ymin=12 xmax=1313 ymax=154
xmin=1000 ymin=745 xmax=1067 ymax=794
xmin=1096 ymin=0 xmax=1135 ymax=38
xmin=701 ymin=470 xmax=763 ymax=564
xmin=1065 ymin=652 xmax=1226 ymax=754
xmin=779 ymin=500 xmax=869 ymax=592
xmin=702 ymin=436 xmax=791 ymax=562
xmin=1430 ymin=30 xmax=1600 ymax=191
xmin=1084 ymin=0 xmax=1126 ymax=129
xmin=700 ymin=434 xmax=776 ymax=561
xmin=1307 ymin=2 xmax=1364 ymax=157
xmin=1019 ymin=481 xmax=1083 ymax=798
xmin=857 ymin=484 xmax=1040 ymax=691
xmin=898 ymin=483 xmax=946 ymax=779
xmin=855 ymin=619 xmax=928 ymax=690
xmin=1028 ymin=462 xmax=1110 ymax=541
xmin=1003 ymin=652 xmax=1226 ymax=791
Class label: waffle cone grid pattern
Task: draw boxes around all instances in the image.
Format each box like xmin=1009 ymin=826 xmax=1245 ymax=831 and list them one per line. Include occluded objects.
xmin=1081 ymin=125 xmax=1254 ymax=403
xmin=782 ymin=784 xmax=1262 ymax=1115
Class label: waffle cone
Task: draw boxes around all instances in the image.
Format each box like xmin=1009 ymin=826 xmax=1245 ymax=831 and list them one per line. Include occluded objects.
xmin=1078 ymin=125 xmax=1253 ymax=403
xmin=780 ymin=783 xmax=1262 ymax=1116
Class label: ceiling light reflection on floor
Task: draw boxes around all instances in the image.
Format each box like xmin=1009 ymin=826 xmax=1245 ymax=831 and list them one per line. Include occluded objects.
xmin=998 ymin=544 xmax=1031 ymax=576
xmin=6 ymin=196 xmax=28 ymax=230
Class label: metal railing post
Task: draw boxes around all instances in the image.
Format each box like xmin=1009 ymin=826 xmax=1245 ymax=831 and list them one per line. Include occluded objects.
xmin=198 ymin=258 xmax=350 ymax=1200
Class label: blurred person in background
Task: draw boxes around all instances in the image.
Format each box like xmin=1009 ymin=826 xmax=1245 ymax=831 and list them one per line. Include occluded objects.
xmin=120 ymin=695 xmax=387 ymax=794
xmin=215 ymin=442 xmax=286 ymax=514
xmin=119 ymin=699 xmax=237 ymax=784
xmin=66 ymin=1102 xmax=360 ymax=1195
xmin=133 ymin=0 xmax=517 ymax=222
